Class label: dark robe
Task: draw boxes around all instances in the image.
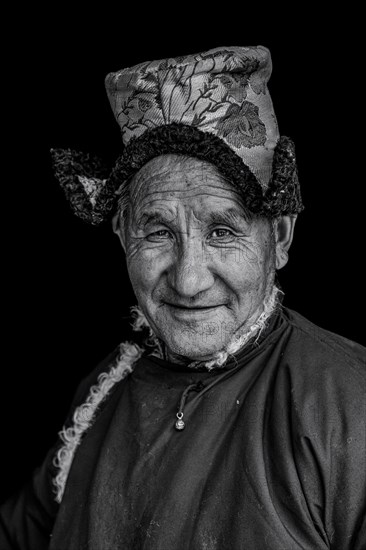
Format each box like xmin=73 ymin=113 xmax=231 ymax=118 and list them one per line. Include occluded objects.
xmin=1 ymin=307 xmax=365 ymax=549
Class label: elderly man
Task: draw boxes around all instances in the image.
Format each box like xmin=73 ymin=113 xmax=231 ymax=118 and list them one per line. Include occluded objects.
xmin=1 ymin=46 xmax=365 ymax=550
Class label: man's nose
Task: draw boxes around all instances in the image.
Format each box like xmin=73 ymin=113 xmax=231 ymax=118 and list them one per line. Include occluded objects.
xmin=167 ymin=239 xmax=215 ymax=298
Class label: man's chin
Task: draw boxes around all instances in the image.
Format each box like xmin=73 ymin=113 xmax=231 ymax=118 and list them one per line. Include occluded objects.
xmin=163 ymin=333 xmax=231 ymax=364
xmin=146 ymin=309 xmax=238 ymax=362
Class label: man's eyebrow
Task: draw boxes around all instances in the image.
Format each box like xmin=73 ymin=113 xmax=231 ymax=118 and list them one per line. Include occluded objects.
xmin=206 ymin=208 xmax=252 ymax=226
xmin=135 ymin=211 xmax=173 ymax=228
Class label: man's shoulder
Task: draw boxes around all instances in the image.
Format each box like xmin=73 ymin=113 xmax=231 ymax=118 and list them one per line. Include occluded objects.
xmin=280 ymin=306 xmax=365 ymax=381
xmin=68 ymin=346 xmax=122 ymax=411
xmin=70 ymin=340 xmax=144 ymax=408
xmin=275 ymin=308 xmax=365 ymax=434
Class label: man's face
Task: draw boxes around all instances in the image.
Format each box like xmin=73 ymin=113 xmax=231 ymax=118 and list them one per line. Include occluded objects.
xmin=116 ymin=154 xmax=277 ymax=362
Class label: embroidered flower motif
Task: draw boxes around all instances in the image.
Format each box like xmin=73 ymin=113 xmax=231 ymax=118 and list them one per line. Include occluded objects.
xmin=138 ymin=97 xmax=154 ymax=112
xmin=217 ymin=73 xmax=249 ymax=103
xmin=108 ymin=48 xmax=271 ymax=150
xmin=216 ymin=101 xmax=266 ymax=149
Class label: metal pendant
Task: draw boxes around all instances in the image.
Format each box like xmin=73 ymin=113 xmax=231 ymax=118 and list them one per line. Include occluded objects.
xmin=175 ymin=412 xmax=185 ymax=430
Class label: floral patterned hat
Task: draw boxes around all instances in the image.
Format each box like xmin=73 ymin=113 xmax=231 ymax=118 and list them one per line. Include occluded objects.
xmin=51 ymin=46 xmax=303 ymax=225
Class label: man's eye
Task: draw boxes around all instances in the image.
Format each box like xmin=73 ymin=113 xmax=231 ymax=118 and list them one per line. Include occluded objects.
xmin=146 ymin=230 xmax=171 ymax=242
xmin=209 ymin=228 xmax=234 ymax=239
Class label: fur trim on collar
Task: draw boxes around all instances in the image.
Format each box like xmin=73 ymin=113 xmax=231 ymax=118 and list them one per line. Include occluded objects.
xmin=53 ymin=342 xmax=143 ymax=503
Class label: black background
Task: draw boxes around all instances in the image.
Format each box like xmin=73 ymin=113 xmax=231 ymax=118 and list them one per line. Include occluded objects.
xmin=1 ymin=9 xmax=364 ymax=501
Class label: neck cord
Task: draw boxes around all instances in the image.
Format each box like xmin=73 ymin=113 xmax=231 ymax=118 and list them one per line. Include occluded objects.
xmin=175 ymin=381 xmax=205 ymax=430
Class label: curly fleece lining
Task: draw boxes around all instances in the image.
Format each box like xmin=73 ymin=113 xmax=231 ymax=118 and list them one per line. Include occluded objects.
xmin=52 ymin=123 xmax=303 ymax=225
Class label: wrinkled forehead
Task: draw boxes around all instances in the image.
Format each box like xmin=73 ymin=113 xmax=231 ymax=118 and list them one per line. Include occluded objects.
xmin=129 ymin=153 xmax=246 ymax=205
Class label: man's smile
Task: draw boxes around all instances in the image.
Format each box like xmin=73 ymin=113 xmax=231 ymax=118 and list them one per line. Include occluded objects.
xmin=164 ymin=302 xmax=225 ymax=319
xmin=165 ymin=302 xmax=224 ymax=309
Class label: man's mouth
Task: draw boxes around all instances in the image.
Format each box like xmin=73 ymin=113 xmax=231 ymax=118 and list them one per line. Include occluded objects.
xmin=164 ymin=302 xmax=225 ymax=317
xmin=165 ymin=303 xmax=222 ymax=310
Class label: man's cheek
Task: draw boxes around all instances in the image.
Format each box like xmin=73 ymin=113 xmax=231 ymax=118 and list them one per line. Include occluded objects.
xmin=127 ymin=254 xmax=159 ymax=295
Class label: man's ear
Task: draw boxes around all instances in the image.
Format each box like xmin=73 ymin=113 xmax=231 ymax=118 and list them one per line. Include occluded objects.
xmin=274 ymin=215 xmax=297 ymax=270
xmin=112 ymin=212 xmax=126 ymax=252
